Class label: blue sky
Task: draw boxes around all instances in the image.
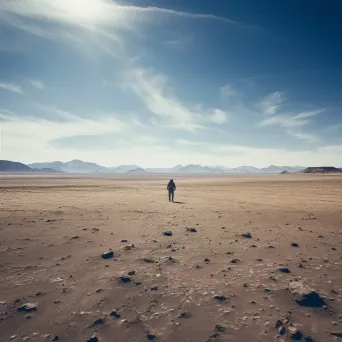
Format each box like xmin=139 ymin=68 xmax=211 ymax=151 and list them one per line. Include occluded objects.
xmin=0 ymin=0 xmax=341 ymax=167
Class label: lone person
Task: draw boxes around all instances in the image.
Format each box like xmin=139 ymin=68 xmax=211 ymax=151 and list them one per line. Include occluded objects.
xmin=167 ymin=178 xmax=176 ymax=202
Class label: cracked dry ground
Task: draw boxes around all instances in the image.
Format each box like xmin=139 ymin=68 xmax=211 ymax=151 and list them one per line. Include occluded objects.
xmin=0 ymin=174 xmax=341 ymax=342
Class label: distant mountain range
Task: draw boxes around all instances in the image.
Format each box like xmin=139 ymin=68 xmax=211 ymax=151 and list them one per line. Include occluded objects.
xmin=26 ymin=160 xmax=307 ymax=174
xmin=1 ymin=159 xmax=341 ymax=174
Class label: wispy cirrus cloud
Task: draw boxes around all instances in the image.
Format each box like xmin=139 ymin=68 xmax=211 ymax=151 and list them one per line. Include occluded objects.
xmin=0 ymin=82 xmax=24 ymax=94
xmin=28 ymin=79 xmax=46 ymax=90
xmin=258 ymin=91 xmax=285 ymax=115
xmin=258 ymin=109 xmax=324 ymax=128
xmin=124 ymin=68 xmax=228 ymax=131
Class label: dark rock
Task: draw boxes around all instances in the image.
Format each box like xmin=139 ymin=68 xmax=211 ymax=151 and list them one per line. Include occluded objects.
xmin=214 ymin=295 xmax=226 ymax=301
xmin=167 ymin=256 xmax=175 ymax=263
xmin=331 ymin=289 xmax=338 ymax=294
xmin=143 ymin=258 xmax=154 ymax=263
xmin=304 ymin=336 xmax=314 ymax=342
xmin=121 ymin=240 xmax=128 ymax=243
xmin=101 ymin=249 xmax=114 ymax=259
xmin=87 ymin=333 xmax=98 ymax=342
xmin=289 ymin=281 xmax=326 ymax=307
xmin=118 ymin=275 xmax=131 ymax=283
xmin=135 ymin=281 xmax=142 ymax=286
xmin=242 ymin=232 xmax=252 ymax=238
xmin=279 ymin=326 xmax=286 ymax=335
xmin=163 ymin=231 xmax=172 ymax=236
xmin=330 ymin=332 xmax=342 ymax=338
xmin=288 ymin=326 xmax=303 ymax=340
xmin=128 ymin=270 xmax=136 ymax=276
xmin=179 ymin=311 xmax=189 ymax=318
xmin=250 ymin=244 xmax=257 ymax=248
xmin=256 ymin=258 xmax=263 ymax=262
xmin=230 ymin=259 xmax=238 ymax=264
xmin=71 ymin=236 xmax=79 ymax=239
xmin=215 ymin=325 xmax=226 ymax=332
xmin=18 ymin=303 xmax=37 ymax=312
xmin=151 ymin=286 xmax=158 ymax=291
xmin=91 ymin=318 xmax=105 ymax=327
xmin=291 ymin=243 xmax=299 ymax=247
xmin=332 ymin=247 xmax=336 ymax=251
xmin=275 ymin=320 xmax=282 ymax=328
xmin=204 ymin=258 xmax=210 ymax=263
xmin=279 ymin=267 xmax=291 ymax=273
xmin=147 ymin=332 xmax=156 ymax=340
xmin=186 ymin=227 xmax=197 ymax=233
xmin=52 ymin=336 xmax=59 ymax=341
xmin=110 ymin=310 xmax=121 ymax=318
xmin=264 ymin=288 xmax=272 ymax=293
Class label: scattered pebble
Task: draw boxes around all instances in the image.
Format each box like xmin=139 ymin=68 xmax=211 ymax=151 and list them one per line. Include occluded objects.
xmin=18 ymin=303 xmax=38 ymax=312
xmin=101 ymin=249 xmax=114 ymax=259
xmin=163 ymin=231 xmax=173 ymax=236
xmin=279 ymin=267 xmax=291 ymax=273
xmin=242 ymin=232 xmax=252 ymax=238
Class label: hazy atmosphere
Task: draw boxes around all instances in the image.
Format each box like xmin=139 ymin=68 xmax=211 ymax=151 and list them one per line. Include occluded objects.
xmin=1 ymin=0 xmax=341 ymax=167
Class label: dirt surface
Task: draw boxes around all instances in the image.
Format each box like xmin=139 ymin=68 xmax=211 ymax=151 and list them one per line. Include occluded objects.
xmin=0 ymin=174 xmax=341 ymax=342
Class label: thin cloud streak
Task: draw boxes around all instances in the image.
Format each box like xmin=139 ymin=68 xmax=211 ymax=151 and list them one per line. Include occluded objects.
xmin=0 ymin=82 xmax=24 ymax=94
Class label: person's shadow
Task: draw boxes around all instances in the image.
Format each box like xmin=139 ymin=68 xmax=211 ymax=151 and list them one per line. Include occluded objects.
xmin=173 ymin=201 xmax=185 ymax=204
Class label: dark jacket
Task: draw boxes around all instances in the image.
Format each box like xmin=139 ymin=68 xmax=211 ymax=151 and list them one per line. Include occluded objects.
xmin=167 ymin=180 xmax=176 ymax=191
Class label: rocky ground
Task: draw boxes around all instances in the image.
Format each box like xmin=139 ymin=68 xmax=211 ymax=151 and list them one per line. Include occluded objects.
xmin=0 ymin=174 xmax=341 ymax=341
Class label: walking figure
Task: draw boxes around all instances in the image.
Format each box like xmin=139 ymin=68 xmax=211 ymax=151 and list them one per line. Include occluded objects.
xmin=167 ymin=178 xmax=176 ymax=202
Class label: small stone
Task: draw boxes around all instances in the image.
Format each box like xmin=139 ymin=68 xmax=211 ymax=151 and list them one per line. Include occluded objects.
xmin=215 ymin=325 xmax=226 ymax=332
xmin=264 ymin=288 xmax=272 ymax=293
xmin=250 ymin=244 xmax=257 ymax=248
xmin=128 ymin=270 xmax=136 ymax=276
xmin=275 ymin=320 xmax=282 ymax=328
xmin=87 ymin=333 xmax=98 ymax=342
xmin=52 ymin=336 xmax=59 ymax=341
xmin=291 ymin=243 xmax=299 ymax=247
xmin=230 ymin=259 xmax=238 ymax=264
xmin=242 ymin=232 xmax=252 ymax=238
xmin=214 ymin=295 xmax=226 ymax=301
xmin=143 ymin=258 xmax=154 ymax=263
xmin=71 ymin=236 xmax=79 ymax=239
xmin=151 ymin=286 xmax=158 ymax=291
xmin=279 ymin=326 xmax=286 ymax=335
xmin=101 ymin=249 xmax=114 ymax=259
xmin=110 ymin=310 xmax=121 ymax=318
xmin=147 ymin=332 xmax=156 ymax=340
xmin=279 ymin=267 xmax=291 ymax=273
xmin=288 ymin=326 xmax=302 ymax=340
xmin=332 ymin=247 xmax=336 ymax=251
xmin=243 ymin=283 xmax=248 ymax=287
xmin=91 ymin=317 xmax=105 ymax=327
xmin=118 ymin=275 xmax=131 ymax=283
xmin=330 ymin=332 xmax=342 ymax=338
xmin=18 ymin=303 xmax=37 ymax=312
xmin=121 ymin=240 xmax=128 ymax=243
xmin=304 ymin=336 xmax=314 ymax=342
xmin=163 ymin=231 xmax=172 ymax=236
xmin=250 ymin=300 xmax=256 ymax=304
xmin=204 ymin=258 xmax=210 ymax=263
xmin=10 ymin=336 xmax=16 ymax=340
xmin=186 ymin=227 xmax=197 ymax=233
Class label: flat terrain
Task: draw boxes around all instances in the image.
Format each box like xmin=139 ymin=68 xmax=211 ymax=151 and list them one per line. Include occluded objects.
xmin=0 ymin=174 xmax=341 ymax=342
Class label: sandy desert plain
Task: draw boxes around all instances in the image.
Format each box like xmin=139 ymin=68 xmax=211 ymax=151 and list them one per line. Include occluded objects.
xmin=0 ymin=173 xmax=341 ymax=342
